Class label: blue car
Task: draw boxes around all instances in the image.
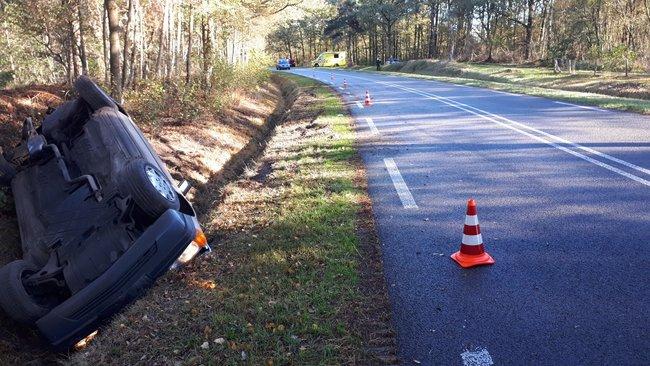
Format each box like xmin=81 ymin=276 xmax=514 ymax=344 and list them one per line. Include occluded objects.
xmin=276 ymin=58 xmax=291 ymax=70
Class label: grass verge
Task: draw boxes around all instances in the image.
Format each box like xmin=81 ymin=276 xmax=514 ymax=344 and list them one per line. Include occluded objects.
xmin=353 ymin=60 xmax=650 ymax=114
xmin=68 ymin=75 xmax=396 ymax=364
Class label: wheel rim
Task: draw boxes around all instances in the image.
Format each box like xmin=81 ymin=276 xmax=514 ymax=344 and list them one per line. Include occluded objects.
xmin=145 ymin=165 xmax=175 ymax=201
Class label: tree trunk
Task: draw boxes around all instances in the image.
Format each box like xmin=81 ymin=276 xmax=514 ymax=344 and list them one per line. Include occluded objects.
xmin=77 ymin=1 xmax=88 ymax=75
xmin=121 ymin=0 xmax=133 ymax=89
xmin=524 ymin=0 xmax=534 ymax=60
xmin=154 ymin=0 xmax=167 ymax=77
xmin=102 ymin=6 xmax=110 ymax=84
xmin=386 ymin=23 xmax=393 ymax=59
xmin=66 ymin=1 xmax=79 ymax=82
xmin=185 ymin=4 xmax=193 ymax=85
xmin=201 ymin=16 xmax=212 ymax=88
xmin=105 ymin=0 xmax=122 ymax=101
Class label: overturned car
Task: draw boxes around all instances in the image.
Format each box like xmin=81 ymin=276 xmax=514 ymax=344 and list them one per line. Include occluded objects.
xmin=0 ymin=76 xmax=208 ymax=348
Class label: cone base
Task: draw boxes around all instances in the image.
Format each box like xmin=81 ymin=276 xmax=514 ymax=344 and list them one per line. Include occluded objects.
xmin=451 ymin=250 xmax=495 ymax=268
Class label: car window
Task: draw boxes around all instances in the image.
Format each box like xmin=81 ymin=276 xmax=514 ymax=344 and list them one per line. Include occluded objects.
xmin=334 ymin=53 xmax=339 ymax=58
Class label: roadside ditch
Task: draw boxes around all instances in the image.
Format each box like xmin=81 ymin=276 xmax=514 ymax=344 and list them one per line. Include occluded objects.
xmin=0 ymin=74 xmax=398 ymax=365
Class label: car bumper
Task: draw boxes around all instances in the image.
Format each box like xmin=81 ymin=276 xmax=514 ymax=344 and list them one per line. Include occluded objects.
xmin=36 ymin=209 xmax=195 ymax=348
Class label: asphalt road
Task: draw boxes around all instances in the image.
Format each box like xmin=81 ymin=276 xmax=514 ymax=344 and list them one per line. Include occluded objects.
xmin=286 ymin=68 xmax=649 ymax=365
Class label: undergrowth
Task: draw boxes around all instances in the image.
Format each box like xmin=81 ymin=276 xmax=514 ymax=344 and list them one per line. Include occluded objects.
xmin=124 ymin=54 xmax=271 ymax=129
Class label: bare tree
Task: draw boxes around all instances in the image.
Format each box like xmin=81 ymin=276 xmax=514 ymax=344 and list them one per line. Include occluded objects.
xmin=105 ymin=0 xmax=122 ymax=100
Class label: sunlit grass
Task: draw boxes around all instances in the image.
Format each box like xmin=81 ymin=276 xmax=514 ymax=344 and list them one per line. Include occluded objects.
xmin=194 ymin=75 xmax=365 ymax=364
xmin=64 ymin=75 xmax=372 ymax=365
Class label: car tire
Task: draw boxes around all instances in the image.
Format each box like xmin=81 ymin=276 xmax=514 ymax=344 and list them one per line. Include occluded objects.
xmin=74 ymin=75 xmax=118 ymax=112
xmin=314 ymin=64 xmax=319 ymax=67
xmin=334 ymin=63 xmax=339 ymax=67
xmin=0 ymin=260 xmax=52 ymax=324
xmin=119 ymin=160 xmax=180 ymax=219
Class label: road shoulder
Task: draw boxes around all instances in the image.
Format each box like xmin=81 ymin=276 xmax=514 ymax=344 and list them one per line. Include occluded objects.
xmin=68 ymin=74 xmax=398 ymax=364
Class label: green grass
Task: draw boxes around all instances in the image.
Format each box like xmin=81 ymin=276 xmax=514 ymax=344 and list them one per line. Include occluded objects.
xmin=200 ymin=76 xmax=367 ymax=364
xmin=352 ymin=60 xmax=650 ymax=114
xmin=68 ymin=74 xmax=377 ymax=365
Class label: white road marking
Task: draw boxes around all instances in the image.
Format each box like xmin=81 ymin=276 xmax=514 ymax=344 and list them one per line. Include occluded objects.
xmin=383 ymin=158 xmax=418 ymax=209
xmin=320 ymin=71 xmax=650 ymax=186
xmin=380 ymin=81 xmax=650 ymax=186
xmin=491 ymin=89 xmax=519 ymax=97
xmin=365 ymin=117 xmax=379 ymax=134
xmin=554 ymin=101 xmax=610 ymax=113
xmin=355 ymin=101 xmax=364 ymax=109
xmin=388 ymin=82 xmax=650 ymax=179
xmin=460 ymin=348 xmax=494 ymax=366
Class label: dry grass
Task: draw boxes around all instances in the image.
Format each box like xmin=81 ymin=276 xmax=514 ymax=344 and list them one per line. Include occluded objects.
xmin=0 ymin=78 xmax=287 ymax=365
xmin=67 ymin=75 xmax=396 ymax=365
xmin=0 ymin=75 xmax=396 ymax=365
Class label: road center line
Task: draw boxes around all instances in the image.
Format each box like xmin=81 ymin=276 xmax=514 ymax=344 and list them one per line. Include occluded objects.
xmin=355 ymin=101 xmax=364 ymax=109
xmin=383 ymin=158 xmax=418 ymax=209
xmin=385 ymin=82 xmax=650 ymax=186
xmin=365 ymin=117 xmax=379 ymax=134
xmin=325 ymin=71 xmax=650 ymax=178
xmin=307 ymin=70 xmax=650 ymax=185
xmin=387 ymin=82 xmax=650 ymax=178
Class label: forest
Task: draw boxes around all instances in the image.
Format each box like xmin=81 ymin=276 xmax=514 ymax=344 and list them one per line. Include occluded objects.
xmin=0 ymin=0 xmax=302 ymax=104
xmin=266 ymin=0 xmax=650 ymax=72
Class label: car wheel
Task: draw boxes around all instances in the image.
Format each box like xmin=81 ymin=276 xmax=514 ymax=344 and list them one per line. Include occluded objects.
xmin=119 ymin=159 xmax=180 ymax=219
xmin=314 ymin=64 xmax=319 ymax=67
xmin=74 ymin=75 xmax=118 ymax=112
xmin=334 ymin=63 xmax=339 ymax=67
xmin=0 ymin=260 xmax=52 ymax=324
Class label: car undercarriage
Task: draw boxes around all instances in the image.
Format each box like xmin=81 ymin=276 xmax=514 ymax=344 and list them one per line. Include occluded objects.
xmin=0 ymin=76 xmax=208 ymax=348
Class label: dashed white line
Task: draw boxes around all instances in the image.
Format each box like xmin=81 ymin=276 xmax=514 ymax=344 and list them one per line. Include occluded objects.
xmin=379 ymin=81 xmax=650 ymax=186
xmin=320 ymin=71 xmax=649 ymax=186
xmin=491 ymin=89 xmax=520 ymax=97
xmin=365 ymin=117 xmax=379 ymax=134
xmin=461 ymin=348 xmax=494 ymax=366
xmin=383 ymin=158 xmax=418 ymax=209
xmin=355 ymin=101 xmax=364 ymax=109
xmin=554 ymin=101 xmax=610 ymax=113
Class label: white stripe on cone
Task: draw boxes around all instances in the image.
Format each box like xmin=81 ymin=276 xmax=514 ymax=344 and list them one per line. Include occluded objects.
xmin=462 ymin=234 xmax=483 ymax=246
xmin=465 ymin=215 xmax=479 ymax=226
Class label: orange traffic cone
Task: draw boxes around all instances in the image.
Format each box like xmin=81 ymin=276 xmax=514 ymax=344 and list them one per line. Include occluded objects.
xmin=364 ymin=90 xmax=372 ymax=106
xmin=451 ymin=199 xmax=495 ymax=268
